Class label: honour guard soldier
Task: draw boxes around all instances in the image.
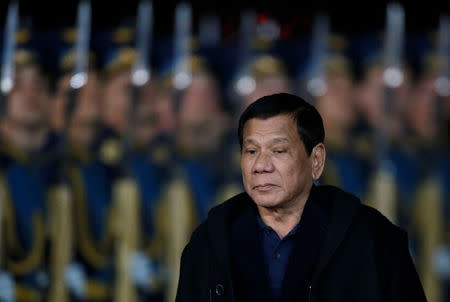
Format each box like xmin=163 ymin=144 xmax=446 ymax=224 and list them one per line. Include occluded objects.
xmin=50 ymin=6 xmax=124 ymax=299
xmin=314 ymin=51 xmax=370 ymax=200
xmin=407 ymin=19 xmax=450 ymax=302
xmin=100 ymin=15 xmax=171 ymax=301
xmin=0 ymin=40 xmax=61 ymax=302
xmin=296 ymin=13 xmax=371 ymax=200
xmin=161 ymin=51 xmax=233 ymax=302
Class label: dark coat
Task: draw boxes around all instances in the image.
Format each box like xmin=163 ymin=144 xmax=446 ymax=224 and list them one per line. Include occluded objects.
xmin=175 ymin=185 xmax=427 ymax=302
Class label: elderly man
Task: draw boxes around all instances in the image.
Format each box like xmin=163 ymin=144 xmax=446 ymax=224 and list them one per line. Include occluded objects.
xmin=175 ymin=93 xmax=426 ymax=302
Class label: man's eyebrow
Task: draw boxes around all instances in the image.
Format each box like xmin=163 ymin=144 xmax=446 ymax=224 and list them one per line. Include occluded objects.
xmin=243 ymin=138 xmax=257 ymax=145
xmin=243 ymin=137 xmax=290 ymax=145
xmin=271 ymin=137 xmax=290 ymax=144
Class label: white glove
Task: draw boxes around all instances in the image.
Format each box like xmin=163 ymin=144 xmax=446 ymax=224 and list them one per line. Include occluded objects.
xmin=64 ymin=262 xmax=87 ymax=298
xmin=35 ymin=269 xmax=49 ymax=289
xmin=0 ymin=271 xmax=15 ymax=302
xmin=432 ymin=245 xmax=450 ymax=279
xmin=130 ymin=251 xmax=156 ymax=290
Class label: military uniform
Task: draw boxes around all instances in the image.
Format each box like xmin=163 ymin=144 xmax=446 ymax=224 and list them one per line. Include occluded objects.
xmin=64 ymin=127 xmax=123 ymax=302
xmin=126 ymin=135 xmax=172 ymax=302
xmin=0 ymin=131 xmax=61 ymax=302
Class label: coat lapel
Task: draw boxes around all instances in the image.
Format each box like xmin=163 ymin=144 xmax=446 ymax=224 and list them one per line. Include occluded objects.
xmin=230 ymin=201 xmax=272 ymax=302
xmin=311 ymin=186 xmax=360 ymax=283
xmin=279 ymin=186 xmax=329 ymax=302
xmin=206 ymin=194 xmax=238 ymax=300
xmin=207 ymin=192 xmax=271 ymax=302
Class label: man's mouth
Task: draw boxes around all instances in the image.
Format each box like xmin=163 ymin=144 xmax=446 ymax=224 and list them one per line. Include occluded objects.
xmin=253 ymin=184 xmax=277 ymax=191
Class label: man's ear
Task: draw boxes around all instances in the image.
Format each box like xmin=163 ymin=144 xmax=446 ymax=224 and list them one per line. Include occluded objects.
xmin=311 ymin=143 xmax=326 ymax=180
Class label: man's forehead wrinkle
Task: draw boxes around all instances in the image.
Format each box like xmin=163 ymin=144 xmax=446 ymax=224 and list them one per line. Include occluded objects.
xmin=243 ymin=136 xmax=291 ymax=145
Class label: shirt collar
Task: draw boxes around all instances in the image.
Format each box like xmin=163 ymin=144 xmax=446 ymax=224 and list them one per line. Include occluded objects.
xmin=253 ymin=184 xmax=327 ymax=237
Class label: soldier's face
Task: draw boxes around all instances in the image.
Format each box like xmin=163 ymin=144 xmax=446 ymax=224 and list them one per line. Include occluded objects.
xmin=8 ymin=66 xmax=49 ymax=125
xmin=245 ymin=75 xmax=291 ymax=109
xmin=177 ymin=75 xmax=227 ymax=152
xmin=316 ymin=75 xmax=356 ymax=132
xmin=133 ymin=101 xmax=158 ymax=145
xmin=103 ymin=71 xmax=132 ymax=133
xmin=69 ymin=75 xmax=103 ymax=147
xmin=241 ymin=115 xmax=324 ymax=210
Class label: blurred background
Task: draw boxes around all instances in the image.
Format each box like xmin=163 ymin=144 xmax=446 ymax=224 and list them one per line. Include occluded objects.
xmin=0 ymin=1 xmax=448 ymax=302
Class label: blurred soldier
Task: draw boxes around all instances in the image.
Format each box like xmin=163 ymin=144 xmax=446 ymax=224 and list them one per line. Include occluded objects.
xmin=407 ymin=49 xmax=450 ymax=302
xmin=160 ymin=54 xmax=232 ymax=302
xmin=102 ymin=43 xmax=175 ymax=138
xmin=175 ymin=54 xmax=236 ymax=208
xmin=233 ymin=54 xmax=293 ymax=113
xmin=103 ymin=47 xmax=135 ymax=137
xmin=125 ymin=83 xmax=171 ymax=301
xmin=314 ymin=53 xmax=370 ymax=200
xmin=0 ymin=48 xmax=60 ymax=302
xmin=294 ymin=28 xmax=371 ymax=200
xmin=405 ymin=53 xmax=449 ymax=149
xmin=354 ymin=57 xmax=413 ymax=146
xmin=101 ymin=32 xmax=172 ymax=301
xmin=354 ymin=53 xmax=418 ymax=229
xmin=50 ymin=28 xmax=123 ymax=301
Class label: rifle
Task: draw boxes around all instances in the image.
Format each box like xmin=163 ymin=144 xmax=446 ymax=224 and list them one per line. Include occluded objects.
xmin=165 ymin=4 xmax=195 ymax=302
xmin=0 ymin=2 xmax=19 ymax=274
xmin=233 ymin=9 xmax=257 ymax=100
xmin=0 ymin=6 xmax=18 ymax=302
xmin=302 ymin=12 xmax=330 ymax=103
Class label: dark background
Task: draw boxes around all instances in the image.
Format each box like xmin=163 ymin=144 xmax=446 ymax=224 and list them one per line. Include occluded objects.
xmin=0 ymin=1 xmax=448 ymax=39
xmin=0 ymin=0 xmax=448 ymax=83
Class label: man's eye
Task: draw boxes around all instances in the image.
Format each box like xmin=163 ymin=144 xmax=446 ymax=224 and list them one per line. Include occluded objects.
xmin=245 ymin=149 xmax=256 ymax=154
xmin=274 ymin=150 xmax=286 ymax=154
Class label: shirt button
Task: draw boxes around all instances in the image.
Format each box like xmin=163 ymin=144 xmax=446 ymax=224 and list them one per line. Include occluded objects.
xmin=215 ymin=284 xmax=224 ymax=296
xmin=275 ymin=252 xmax=281 ymax=259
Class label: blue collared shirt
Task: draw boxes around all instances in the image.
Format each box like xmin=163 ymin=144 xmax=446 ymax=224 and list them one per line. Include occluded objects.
xmin=256 ymin=214 xmax=300 ymax=301
xmin=255 ymin=195 xmax=329 ymax=302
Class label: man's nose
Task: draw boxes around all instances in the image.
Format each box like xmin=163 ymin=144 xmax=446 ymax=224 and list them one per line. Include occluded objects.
xmin=253 ymin=152 xmax=274 ymax=173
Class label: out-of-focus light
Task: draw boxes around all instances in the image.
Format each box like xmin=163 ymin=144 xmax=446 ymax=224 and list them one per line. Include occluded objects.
xmin=235 ymin=75 xmax=256 ymax=96
xmin=173 ymin=71 xmax=191 ymax=90
xmin=307 ymin=77 xmax=327 ymax=97
xmin=70 ymin=72 xmax=88 ymax=89
xmin=435 ymin=76 xmax=450 ymax=97
xmin=132 ymin=69 xmax=150 ymax=86
xmin=1 ymin=77 xmax=13 ymax=93
xmin=432 ymin=245 xmax=450 ymax=278
xmin=383 ymin=66 xmax=403 ymax=88
xmin=256 ymin=19 xmax=281 ymax=41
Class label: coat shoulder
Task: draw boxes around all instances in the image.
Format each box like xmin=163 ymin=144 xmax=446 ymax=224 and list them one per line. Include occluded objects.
xmin=319 ymin=184 xmax=406 ymax=239
xmin=358 ymin=204 xmax=402 ymax=231
xmin=186 ymin=192 xmax=248 ymax=247
xmin=354 ymin=203 xmax=408 ymax=245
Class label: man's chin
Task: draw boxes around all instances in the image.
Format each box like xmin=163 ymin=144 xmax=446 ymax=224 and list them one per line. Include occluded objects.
xmin=250 ymin=193 xmax=282 ymax=209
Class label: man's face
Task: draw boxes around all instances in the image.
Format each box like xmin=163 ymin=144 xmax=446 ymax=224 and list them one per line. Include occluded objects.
xmin=133 ymin=99 xmax=159 ymax=146
xmin=103 ymin=71 xmax=132 ymax=134
xmin=244 ymin=75 xmax=291 ymax=109
xmin=69 ymin=74 xmax=103 ymax=147
xmin=177 ymin=74 xmax=227 ymax=153
xmin=241 ymin=114 xmax=314 ymax=210
xmin=8 ymin=66 xmax=49 ymax=126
